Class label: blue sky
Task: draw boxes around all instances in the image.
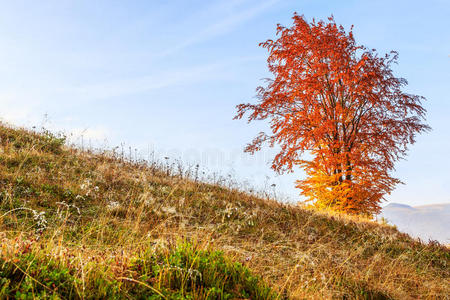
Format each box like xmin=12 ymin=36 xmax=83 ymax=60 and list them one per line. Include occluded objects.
xmin=0 ymin=0 xmax=448 ymax=206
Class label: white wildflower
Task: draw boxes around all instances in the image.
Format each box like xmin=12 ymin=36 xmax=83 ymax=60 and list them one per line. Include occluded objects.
xmin=161 ymin=206 xmax=177 ymax=214
xmin=107 ymin=201 xmax=121 ymax=210
xmin=75 ymin=195 xmax=85 ymax=201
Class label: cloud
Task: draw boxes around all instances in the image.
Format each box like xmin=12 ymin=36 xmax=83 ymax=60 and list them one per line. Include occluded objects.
xmin=0 ymin=107 xmax=34 ymax=125
xmin=61 ymin=55 xmax=261 ymax=102
xmin=67 ymin=126 xmax=111 ymax=143
xmin=158 ymin=0 xmax=279 ymax=57
xmin=0 ymin=93 xmax=42 ymax=126
xmin=0 ymin=59 xmax=233 ymax=115
xmin=69 ymin=63 xmax=220 ymax=100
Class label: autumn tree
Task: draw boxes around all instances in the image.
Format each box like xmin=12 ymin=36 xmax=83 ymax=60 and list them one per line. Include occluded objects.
xmin=234 ymin=14 xmax=430 ymax=215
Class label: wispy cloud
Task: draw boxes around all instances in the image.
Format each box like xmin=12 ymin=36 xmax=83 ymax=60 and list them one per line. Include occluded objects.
xmin=0 ymin=92 xmax=44 ymax=126
xmin=158 ymin=0 xmax=279 ymax=57
xmin=0 ymin=53 xmax=262 ymax=131
xmin=63 ymin=55 xmax=261 ymax=102
xmin=67 ymin=62 xmax=221 ymax=101
xmin=67 ymin=126 xmax=111 ymax=143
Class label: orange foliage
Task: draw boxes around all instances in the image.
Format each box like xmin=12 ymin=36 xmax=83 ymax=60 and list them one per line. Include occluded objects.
xmin=235 ymin=14 xmax=430 ymax=215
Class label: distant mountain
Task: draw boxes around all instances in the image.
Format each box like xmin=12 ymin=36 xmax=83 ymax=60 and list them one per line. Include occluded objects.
xmin=381 ymin=203 xmax=450 ymax=244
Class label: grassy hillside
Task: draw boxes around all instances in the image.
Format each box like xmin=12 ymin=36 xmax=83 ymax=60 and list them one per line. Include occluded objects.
xmin=0 ymin=124 xmax=448 ymax=299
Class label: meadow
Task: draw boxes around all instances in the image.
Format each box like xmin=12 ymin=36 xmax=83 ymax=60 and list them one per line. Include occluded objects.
xmin=0 ymin=124 xmax=448 ymax=299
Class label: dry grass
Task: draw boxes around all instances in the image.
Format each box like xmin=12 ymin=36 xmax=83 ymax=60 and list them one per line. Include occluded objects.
xmin=0 ymin=123 xmax=448 ymax=299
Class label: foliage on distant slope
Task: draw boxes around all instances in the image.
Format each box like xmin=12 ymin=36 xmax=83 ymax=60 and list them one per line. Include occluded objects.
xmin=0 ymin=124 xmax=448 ymax=299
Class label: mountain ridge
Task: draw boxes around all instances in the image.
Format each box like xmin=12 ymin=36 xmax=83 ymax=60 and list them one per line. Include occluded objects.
xmin=382 ymin=202 xmax=450 ymax=244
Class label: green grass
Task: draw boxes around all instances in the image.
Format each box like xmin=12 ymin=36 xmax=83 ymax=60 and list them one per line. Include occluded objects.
xmin=0 ymin=240 xmax=276 ymax=299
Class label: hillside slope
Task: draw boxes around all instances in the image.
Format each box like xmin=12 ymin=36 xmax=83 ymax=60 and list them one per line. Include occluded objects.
xmin=0 ymin=124 xmax=448 ymax=299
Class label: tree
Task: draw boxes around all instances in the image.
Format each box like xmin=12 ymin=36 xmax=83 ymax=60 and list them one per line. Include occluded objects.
xmin=234 ymin=14 xmax=430 ymax=215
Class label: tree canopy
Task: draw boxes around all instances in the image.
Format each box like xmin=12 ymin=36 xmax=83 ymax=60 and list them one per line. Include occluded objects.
xmin=235 ymin=14 xmax=430 ymax=215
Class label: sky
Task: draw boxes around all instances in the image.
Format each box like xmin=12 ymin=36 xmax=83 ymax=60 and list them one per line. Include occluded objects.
xmin=0 ymin=0 xmax=449 ymax=207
